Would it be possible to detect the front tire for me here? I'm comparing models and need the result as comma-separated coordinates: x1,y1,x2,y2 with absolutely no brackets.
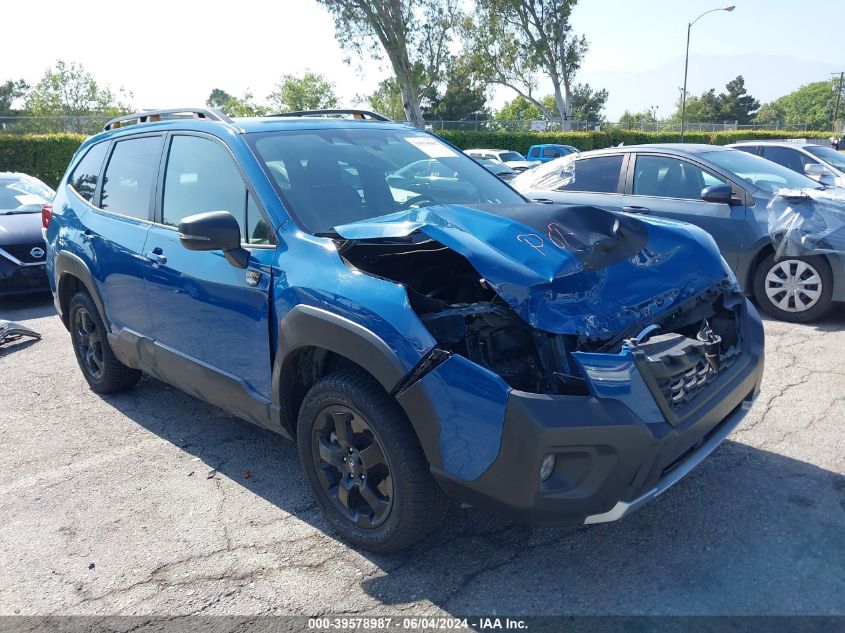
68,291,141,393
752,253,834,323
297,368,447,552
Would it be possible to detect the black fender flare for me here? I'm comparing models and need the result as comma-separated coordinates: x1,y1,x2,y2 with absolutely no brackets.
271,304,444,466
53,250,108,329
272,304,408,397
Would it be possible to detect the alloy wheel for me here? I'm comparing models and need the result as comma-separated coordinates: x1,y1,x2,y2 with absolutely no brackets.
764,259,823,313
311,405,393,528
74,307,104,380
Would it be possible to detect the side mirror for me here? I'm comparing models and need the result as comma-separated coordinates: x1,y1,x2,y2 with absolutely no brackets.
701,184,734,204
803,163,825,178
178,210,249,269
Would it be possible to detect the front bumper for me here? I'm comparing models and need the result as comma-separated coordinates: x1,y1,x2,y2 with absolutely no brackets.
416,300,765,526
0,258,49,296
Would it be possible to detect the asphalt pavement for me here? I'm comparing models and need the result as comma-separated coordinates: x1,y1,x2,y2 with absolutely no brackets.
0,293,843,616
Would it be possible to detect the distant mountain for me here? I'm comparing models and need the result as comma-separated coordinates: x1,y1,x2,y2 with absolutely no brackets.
577,53,840,121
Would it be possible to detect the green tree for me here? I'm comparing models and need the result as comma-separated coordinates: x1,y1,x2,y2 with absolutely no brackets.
267,72,339,113
717,75,760,124
0,79,29,115
24,60,130,132
619,109,656,128
496,95,551,120
673,75,760,123
754,80,845,130
206,88,267,116
317,0,462,127
364,78,406,120
465,0,587,122
570,83,608,121
425,65,488,120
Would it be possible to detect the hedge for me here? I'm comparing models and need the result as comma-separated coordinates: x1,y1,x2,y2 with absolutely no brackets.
0,134,87,188
437,128,833,156
0,128,834,189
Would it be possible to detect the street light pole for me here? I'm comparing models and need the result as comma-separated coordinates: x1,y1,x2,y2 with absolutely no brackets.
680,5,735,142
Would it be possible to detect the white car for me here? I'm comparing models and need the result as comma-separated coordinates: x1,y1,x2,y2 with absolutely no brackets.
464,148,537,173
728,141,845,188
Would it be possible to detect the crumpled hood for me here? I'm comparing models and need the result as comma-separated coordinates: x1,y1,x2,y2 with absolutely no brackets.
335,203,727,337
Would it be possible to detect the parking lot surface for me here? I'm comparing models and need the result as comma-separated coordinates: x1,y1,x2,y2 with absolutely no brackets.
1,294,843,616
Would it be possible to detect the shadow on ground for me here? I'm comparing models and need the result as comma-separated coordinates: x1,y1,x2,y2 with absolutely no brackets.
97,374,845,615
5,292,845,614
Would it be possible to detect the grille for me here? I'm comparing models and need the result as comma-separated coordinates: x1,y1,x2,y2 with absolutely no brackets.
1,243,46,264
655,347,740,412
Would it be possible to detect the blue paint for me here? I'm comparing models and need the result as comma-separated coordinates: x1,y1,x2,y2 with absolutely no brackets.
413,354,511,481
572,350,664,424
336,204,728,338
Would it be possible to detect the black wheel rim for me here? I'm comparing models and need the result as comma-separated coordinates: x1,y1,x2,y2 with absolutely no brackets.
74,307,104,380
311,405,393,529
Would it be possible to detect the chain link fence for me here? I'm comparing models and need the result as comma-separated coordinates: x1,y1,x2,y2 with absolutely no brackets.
0,114,817,135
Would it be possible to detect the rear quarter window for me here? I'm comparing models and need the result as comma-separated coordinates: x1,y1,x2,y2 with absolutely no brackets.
69,142,109,202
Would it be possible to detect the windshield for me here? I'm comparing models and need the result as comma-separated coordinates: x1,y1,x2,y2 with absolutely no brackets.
804,145,845,171
701,148,820,194
248,128,524,233
0,177,54,213
497,151,525,162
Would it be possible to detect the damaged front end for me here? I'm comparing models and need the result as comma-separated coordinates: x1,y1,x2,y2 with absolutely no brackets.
334,203,763,516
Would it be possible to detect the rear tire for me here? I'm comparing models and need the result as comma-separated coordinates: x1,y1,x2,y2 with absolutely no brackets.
297,368,448,552
68,291,141,393
752,253,834,323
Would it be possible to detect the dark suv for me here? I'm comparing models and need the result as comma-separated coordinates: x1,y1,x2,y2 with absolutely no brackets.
46,108,764,552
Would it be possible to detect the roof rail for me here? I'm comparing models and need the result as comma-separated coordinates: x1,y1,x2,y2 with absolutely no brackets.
103,108,234,131
269,109,391,122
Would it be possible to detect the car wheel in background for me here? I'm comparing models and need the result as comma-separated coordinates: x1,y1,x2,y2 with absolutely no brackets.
297,368,448,552
752,253,833,323
68,291,141,393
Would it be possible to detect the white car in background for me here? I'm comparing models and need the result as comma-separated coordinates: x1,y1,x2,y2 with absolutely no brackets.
464,148,537,173
729,141,845,188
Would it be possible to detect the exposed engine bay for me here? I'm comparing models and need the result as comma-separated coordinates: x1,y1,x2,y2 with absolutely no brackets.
339,234,744,399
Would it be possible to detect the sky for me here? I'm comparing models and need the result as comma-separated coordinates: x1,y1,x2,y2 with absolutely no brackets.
2,0,842,120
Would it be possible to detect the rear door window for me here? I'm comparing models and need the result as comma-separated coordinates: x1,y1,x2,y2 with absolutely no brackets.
100,136,163,220
542,147,562,159
556,155,624,193
69,142,109,202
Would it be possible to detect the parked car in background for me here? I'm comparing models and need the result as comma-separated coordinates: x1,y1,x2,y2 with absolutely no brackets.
728,141,845,188
45,108,762,552
527,144,579,163
475,158,517,181
513,144,845,322
464,149,536,173
0,172,54,296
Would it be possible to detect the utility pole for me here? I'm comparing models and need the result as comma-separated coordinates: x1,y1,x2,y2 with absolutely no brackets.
832,72,844,139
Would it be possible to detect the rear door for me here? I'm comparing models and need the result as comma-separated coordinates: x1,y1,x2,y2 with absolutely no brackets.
622,153,749,268
77,134,163,336
143,132,276,403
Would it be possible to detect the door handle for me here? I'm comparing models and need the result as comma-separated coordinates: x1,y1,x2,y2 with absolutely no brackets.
145,247,167,266
622,206,651,214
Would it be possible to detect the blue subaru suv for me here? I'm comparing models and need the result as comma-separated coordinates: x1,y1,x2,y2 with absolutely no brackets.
45,108,764,552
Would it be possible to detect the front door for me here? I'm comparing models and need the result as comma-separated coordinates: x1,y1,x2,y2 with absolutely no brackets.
143,133,276,413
